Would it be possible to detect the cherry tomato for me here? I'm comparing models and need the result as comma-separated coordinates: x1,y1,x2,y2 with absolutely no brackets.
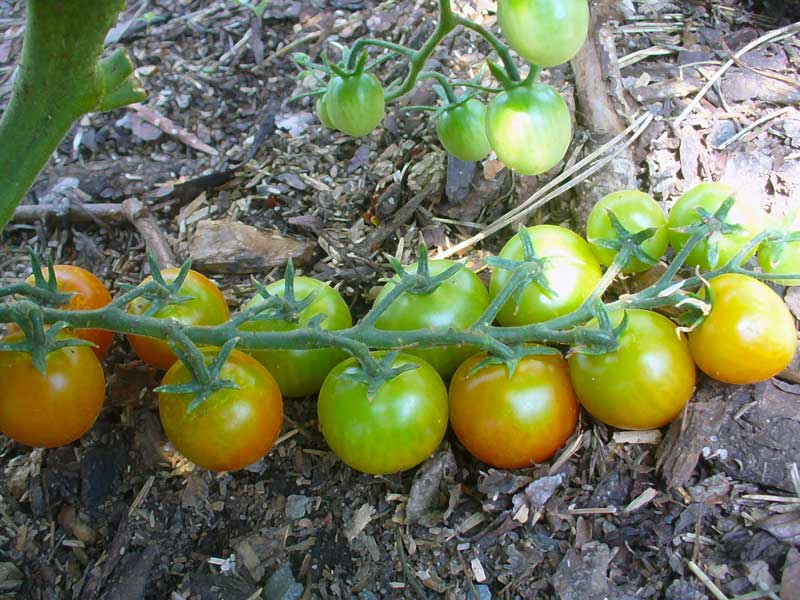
325,72,385,137
489,225,602,326
667,182,764,270
568,309,696,430
498,0,590,68
449,351,578,468
586,190,669,274
0,332,105,447
316,93,336,129
127,269,230,371
373,260,489,379
240,276,352,398
9,265,114,359
485,82,572,176
436,99,492,162
688,274,797,384
159,348,283,472
758,237,800,286
317,353,448,474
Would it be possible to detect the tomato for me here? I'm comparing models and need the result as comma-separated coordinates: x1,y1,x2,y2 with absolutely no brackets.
485,82,572,175
159,348,283,472
373,260,489,378
9,265,114,359
489,225,602,326
325,72,385,137
568,310,696,430
127,269,230,371
758,237,800,286
317,353,448,474
436,99,492,162
688,274,797,384
240,276,352,397
449,351,578,468
316,93,336,129
667,182,764,270
0,332,105,447
498,0,589,68
586,190,669,274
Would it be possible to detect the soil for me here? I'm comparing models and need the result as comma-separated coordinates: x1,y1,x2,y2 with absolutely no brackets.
1,0,800,598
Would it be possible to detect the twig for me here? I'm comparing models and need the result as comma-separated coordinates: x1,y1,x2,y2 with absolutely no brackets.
720,37,800,90
12,197,177,269
712,106,793,150
674,21,800,127
687,559,729,600
128,103,219,156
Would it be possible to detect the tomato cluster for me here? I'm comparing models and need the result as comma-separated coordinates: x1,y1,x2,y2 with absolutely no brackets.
312,0,591,176
1,182,798,476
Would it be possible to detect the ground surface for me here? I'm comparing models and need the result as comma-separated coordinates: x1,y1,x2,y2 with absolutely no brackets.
1,0,800,598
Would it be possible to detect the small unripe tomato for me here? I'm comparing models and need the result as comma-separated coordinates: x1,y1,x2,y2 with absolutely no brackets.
436,99,492,162
325,72,385,137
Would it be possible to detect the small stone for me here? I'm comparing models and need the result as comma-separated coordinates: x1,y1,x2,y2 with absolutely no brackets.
358,592,379,600
466,584,492,600
262,564,303,600
284,495,311,520
706,121,736,148
80,446,128,513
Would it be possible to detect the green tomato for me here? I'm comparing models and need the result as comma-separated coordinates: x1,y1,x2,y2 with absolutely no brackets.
489,225,602,326
240,276,352,398
485,82,572,176
316,93,336,129
586,190,669,273
568,310,696,430
318,353,449,475
498,0,590,68
436,99,492,162
373,259,489,379
758,238,800,286
325,72,385,137
667,182,764,270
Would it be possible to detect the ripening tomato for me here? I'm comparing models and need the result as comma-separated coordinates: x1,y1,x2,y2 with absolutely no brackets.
489,225,602,326
758,237,800,286
485,82,572,176
373,260,489,378
586,190,669,273
127,269,230,370
449,351,578,468
159,348,283,471
436,99,492,162
667,182,764,270
498,0,590,68
688,274,797,384
317,353,448,474
568,310,696,430
325,72,385,137
240,276,352,397
9,265,114,359
0,332,106,447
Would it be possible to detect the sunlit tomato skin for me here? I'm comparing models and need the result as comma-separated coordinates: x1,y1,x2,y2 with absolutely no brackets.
758,238,800,286
485,82,572,176
0,333,105,447
240,276,352,398
449,352,578,468
325,72,385,137
489,225,602,326
159,349,283,472
498,0,589,68
586,190,669,274
127,269,230,371
316,93,336,129
12,265,114,359
568,310,696,430
667,182,764,270
688,274,797,384
436,99,492,162
374,260,489,379
317,353,448,475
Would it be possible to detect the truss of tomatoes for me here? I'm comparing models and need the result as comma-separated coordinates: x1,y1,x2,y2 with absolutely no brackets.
0,183,798,476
